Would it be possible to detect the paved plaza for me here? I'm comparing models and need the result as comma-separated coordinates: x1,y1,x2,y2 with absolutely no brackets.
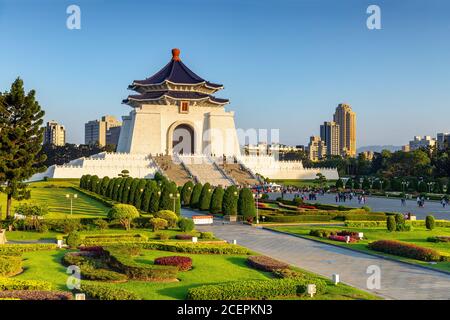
182,209,450,300
269,192,450,220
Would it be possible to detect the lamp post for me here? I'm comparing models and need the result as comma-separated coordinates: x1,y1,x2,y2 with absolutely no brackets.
169,193,180,212
65,194,78,215
401,181,409,194
253,193,262,224
427,182,435,193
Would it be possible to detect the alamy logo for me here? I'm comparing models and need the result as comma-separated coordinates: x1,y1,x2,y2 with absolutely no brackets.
66,5,81,30
366,265,381,290
366,5,381,30
66,265,81,290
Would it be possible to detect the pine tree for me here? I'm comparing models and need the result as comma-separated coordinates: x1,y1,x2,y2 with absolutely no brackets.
141,180,157,212
121,177,134,203
159,181,180,214
133,178,148,208
222,185,238,215
99,176,110,196
106,177,117,198
180,181,194,206
112,177,123,201
0,78,47,218
199,183,213,211
89,175,99,192
210,186,224,214
189,183,203,209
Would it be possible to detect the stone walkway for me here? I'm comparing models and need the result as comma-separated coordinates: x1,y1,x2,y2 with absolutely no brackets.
183,209,450,300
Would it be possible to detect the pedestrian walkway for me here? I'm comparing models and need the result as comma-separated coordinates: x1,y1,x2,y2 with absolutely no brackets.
182,209,450,300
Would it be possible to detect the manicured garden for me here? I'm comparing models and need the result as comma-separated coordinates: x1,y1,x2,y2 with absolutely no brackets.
269,224,450,272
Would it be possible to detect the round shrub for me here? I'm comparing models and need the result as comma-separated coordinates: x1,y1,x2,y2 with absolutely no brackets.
178,218,195,232
154,256,193,271
0,255,22,277
387,216,396,232
93,219,109,230
395,213,405,225
156,210,178,228
200,232,214,240
149,218,168,231
155,232,170,240
66,232,81,248
426,215,435,230
247,255,289,272
107,204,140,230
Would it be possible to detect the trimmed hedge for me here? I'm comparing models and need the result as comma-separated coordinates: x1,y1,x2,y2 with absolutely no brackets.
105,247,178,281
186,278,327,300
0,255,23,277
368,240,444,262
0,290,73,300
264,215,332,223
0,244,57,254
0,278,52,291
141,242,251,255
247,255,289,272
80,233,148,245
427,236,450,243
154,256,193,271
345,221,387,228
79,283,139,300
345,214,387,221
412,220,450,228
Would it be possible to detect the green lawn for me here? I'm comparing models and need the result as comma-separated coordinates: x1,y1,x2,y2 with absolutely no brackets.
14,249,379,300
269,225,450,272
0,179,110,219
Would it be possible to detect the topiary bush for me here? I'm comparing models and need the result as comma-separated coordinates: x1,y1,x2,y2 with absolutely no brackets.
178,217,195,232
154,256,193,271
209,186,224,214
79,283,139,300
107,204,140,230
387,216,396,232
200,232,214,240
238,188,256,219
66,232,81,248
199,183,213,211
155,210,178,228
426,215,435,230
181,181,194,207
149,218,168,231
0,290,73,300
189,183,203,209
93,219,109,230
222,185,238,216
0,255,22,277
247,256,289,272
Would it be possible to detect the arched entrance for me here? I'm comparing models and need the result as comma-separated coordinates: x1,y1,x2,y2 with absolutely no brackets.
171,123,195,154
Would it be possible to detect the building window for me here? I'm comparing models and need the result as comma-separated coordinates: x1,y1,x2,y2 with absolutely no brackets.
180,101,189,113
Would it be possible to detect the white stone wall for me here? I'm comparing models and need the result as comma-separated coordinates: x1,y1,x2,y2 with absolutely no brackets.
117,104,241,156
238,155,339,180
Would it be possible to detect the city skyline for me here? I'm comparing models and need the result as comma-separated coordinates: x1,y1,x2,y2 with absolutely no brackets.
1,0,450,146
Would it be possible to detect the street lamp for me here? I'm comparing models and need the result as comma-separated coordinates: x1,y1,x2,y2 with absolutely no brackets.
65,194,78,215
401,181,409,194
427,182,435,193
253,193,263,224
169,193,180,212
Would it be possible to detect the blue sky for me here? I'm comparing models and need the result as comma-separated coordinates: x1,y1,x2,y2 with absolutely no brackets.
0,0,449,147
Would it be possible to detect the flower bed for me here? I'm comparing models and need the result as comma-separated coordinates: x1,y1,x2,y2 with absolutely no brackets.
0,290,73,300
427,236,450,243
299,205,317,210
175,234,194,240
328,235,358,243
0,278,52,291
247,255,289,272
154,256,193,271
368,240,444,262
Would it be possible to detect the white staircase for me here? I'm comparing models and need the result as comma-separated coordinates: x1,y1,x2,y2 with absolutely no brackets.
176,154,234,187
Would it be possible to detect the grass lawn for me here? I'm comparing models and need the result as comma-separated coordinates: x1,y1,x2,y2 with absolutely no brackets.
14,248,379,300
0,179,110,219
269,225,450,272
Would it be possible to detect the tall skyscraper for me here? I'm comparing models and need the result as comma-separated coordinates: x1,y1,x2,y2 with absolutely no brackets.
43,121,66,146
307,136,327,161
85,115,122,147
320,121,340,156
333,103,356,157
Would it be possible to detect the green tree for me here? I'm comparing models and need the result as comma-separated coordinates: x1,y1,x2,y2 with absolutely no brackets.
362,177,371,190
189,183,203,209
118,169,130,178
0,78,47,218
128,178,140,204
199,183,213,211
159,181,180,215
178,217,195,232
335,178,344,189
141,180,157,212
155,210,178,228
387,216,396,232
107,204,139,230
99,176,110,196
180,181,194,206
112,177,123,201
148,185,161,213
210,186,224,214
238,188,256,218
106,177,116,198
425,215,435,230
89,175,99,192
121,177,133,203
345,178,353,189
149,217,168,232
222,185,238,215
133,179,148,209
314,173,327,189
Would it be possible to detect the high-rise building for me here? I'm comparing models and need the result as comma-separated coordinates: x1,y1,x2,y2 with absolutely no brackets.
320,121,340,156
333,103,356,157
43,121,66,146
307,136,327,161
437,133,450,150
409,136,436,151
85,115,122,147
